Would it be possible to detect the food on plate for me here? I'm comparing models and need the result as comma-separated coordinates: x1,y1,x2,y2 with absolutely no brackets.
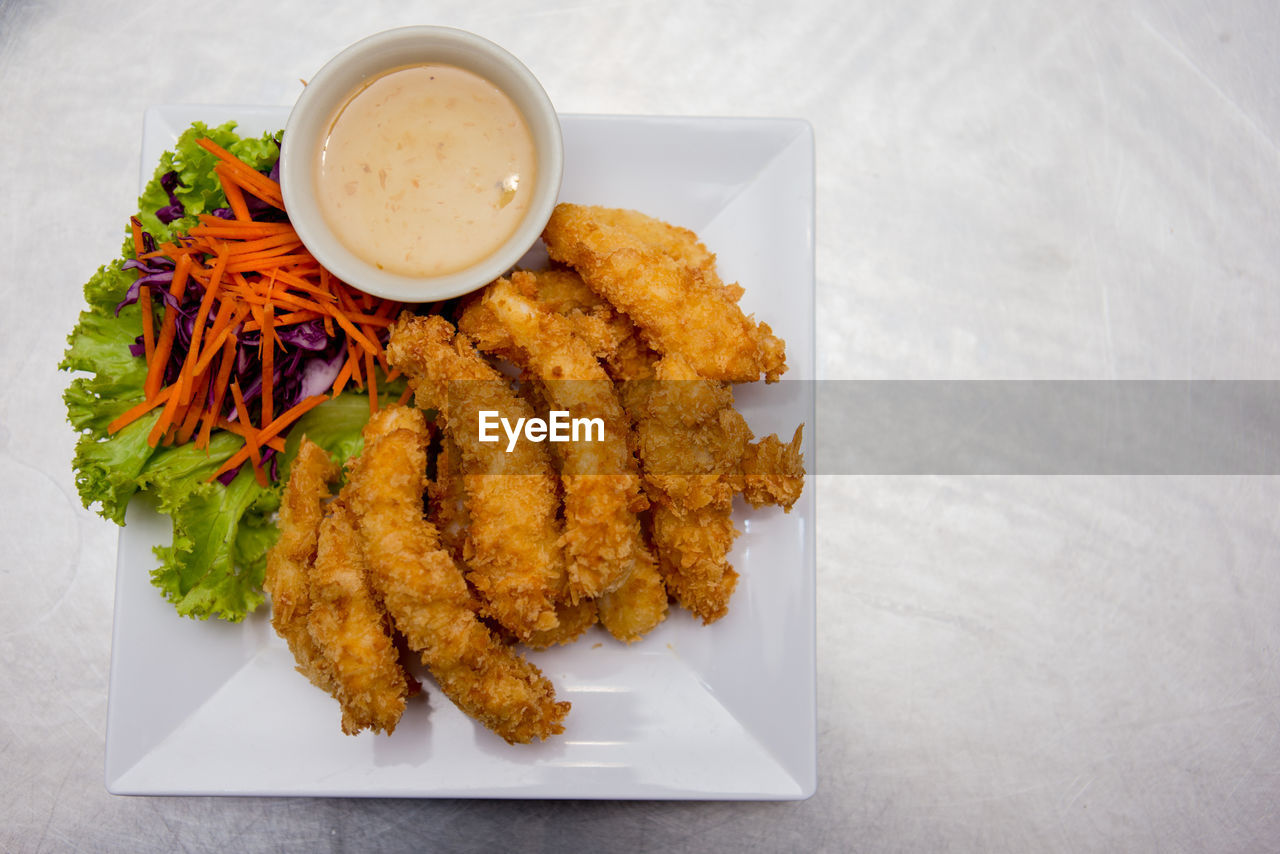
457,263,799,624
315,64,537,278
460,273,655,611
307,500,411,735
542,203,788,383
385,313,565,640
61,121,404,622
63,115,806,743
741,426,807,511
425,432,470,563
343,406,568,744
628,353,750,623
264,439,344,695
522,598,599,650
594,543,669,644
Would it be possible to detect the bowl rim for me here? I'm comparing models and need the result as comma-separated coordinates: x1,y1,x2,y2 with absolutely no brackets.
279,26,563,302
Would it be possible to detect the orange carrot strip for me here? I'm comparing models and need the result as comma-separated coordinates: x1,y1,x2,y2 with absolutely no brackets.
214,418,286,451
194,138,285,209
242,286,324,315
347,339,365,389
178,248,229,405
229,380,262,470
396,384,414,406
144,253,193,401
193,303,251,376
221,231,303,257
268,268,339,302
214,164,253,222
207,394,328,483
190,220,295,238
148,384,185,447
225,253,316,274
198,336,239,449
130,217,146,256
107,385,174,434
242,309,322,331
190,297,236,371
261,301,275,426
175,369,213,445
327,305,379,355
330,352,356,397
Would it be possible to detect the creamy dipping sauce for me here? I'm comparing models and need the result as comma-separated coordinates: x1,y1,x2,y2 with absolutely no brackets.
315,63,537,278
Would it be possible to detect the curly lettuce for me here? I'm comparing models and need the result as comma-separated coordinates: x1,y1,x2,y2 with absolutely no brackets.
60,121,378,622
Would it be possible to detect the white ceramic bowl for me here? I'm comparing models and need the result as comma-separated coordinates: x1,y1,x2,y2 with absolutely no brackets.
279,26,563,302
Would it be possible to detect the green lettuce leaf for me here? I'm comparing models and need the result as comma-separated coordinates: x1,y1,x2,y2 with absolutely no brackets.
61,120,375,622
151,465,280,621
136,121,280,244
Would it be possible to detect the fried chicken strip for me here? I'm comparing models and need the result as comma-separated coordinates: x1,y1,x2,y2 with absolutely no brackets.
542,204,787,383
460,273,653,609
386,313,564,640
741,425,807,511
307,499,409,735
264,439,342,695
427,432,469,564
343,405,568,743
595,542,668,643
629,354,750,623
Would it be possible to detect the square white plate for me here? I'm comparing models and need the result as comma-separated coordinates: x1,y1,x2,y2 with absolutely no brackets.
104,105,816,799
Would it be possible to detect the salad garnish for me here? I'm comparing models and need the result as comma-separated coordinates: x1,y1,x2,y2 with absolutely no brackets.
62,121,406,621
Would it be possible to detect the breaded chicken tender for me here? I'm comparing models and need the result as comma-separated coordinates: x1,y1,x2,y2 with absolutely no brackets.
462,273,654,611
265,440,342,695
307,499,409,735
386,313,564,640
523,598,599,650
629,354,750,623
596,543,668,643
427,432,469,564
542,204,787,383
343,406,568,744
741,425,807,511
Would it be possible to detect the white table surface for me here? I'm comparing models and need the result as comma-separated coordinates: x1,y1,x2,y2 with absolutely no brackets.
3,1,1278,851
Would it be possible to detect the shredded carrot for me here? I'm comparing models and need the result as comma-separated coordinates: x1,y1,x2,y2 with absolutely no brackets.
113,138,404,485
177,248,229,406
261,301,275,426
228,380,268,487
214,165,253,222
108,385,174,434
194,138,285,210
144,253,193,400
207,394,329,483
197,335,239,450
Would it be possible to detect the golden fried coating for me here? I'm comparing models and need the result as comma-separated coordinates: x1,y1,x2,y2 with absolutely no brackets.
649,503,739,624
596,543,668,643
307,499,409,735
542,204,787,383
264,439,342,695
740,425,806,511
626,355,751,623
427,432,469,564
523,599,599,651
343,405,568,744
386,313,564,639
465,273,651,604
